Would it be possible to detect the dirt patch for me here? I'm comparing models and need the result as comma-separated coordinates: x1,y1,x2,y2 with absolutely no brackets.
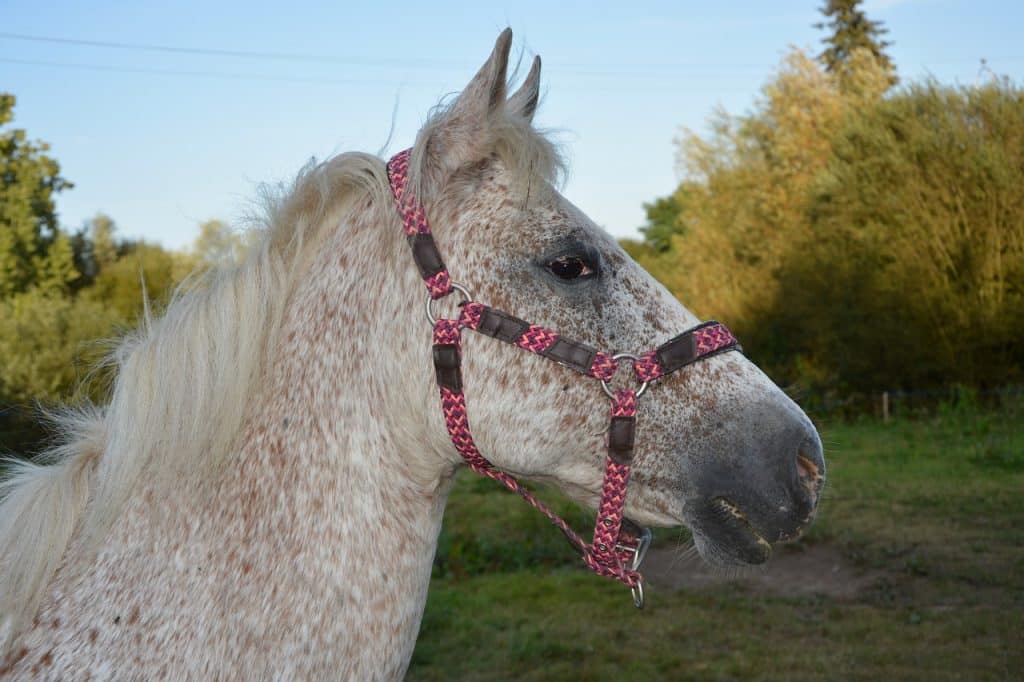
643,542,887,600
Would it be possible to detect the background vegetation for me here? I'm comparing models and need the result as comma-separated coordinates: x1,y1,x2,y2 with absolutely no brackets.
624,0,1023,407
0,1,1021,679
0,88,248,451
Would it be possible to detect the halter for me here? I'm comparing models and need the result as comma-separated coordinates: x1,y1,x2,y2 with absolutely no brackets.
386,149,740,608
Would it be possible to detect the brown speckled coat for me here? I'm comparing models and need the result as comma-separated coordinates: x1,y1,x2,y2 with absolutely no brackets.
1,29,823,680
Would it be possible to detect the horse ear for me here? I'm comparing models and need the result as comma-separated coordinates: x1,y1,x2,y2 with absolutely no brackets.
460,28,514,121
507,56,541,123
417,29,513,179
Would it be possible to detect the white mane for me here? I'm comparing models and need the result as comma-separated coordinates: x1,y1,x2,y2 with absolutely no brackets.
0,151,389,655
0,84,565,657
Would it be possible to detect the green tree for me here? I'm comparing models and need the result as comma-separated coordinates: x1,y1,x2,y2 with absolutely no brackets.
781,79,1024,390
68,213,119,289
638,194,684,253
637,49,887,326
84,241,190,322
0,97,206,452
89,212,118,270
0,94,76,298
0,290,120,405
815,0,897,89
635,40,1023,398
193,219,250,268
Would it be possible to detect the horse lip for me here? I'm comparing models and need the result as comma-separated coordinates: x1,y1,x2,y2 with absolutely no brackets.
694,496,773,565
713,497,765,540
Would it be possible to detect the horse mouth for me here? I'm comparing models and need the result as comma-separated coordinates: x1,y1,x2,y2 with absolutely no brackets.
691,497,773,567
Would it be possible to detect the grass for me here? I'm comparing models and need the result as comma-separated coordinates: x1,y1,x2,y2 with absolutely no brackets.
408,401,1024,680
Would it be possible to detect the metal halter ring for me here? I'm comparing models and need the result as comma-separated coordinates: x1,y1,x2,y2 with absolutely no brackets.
600,352,650,400
425,282,474,326
631,580,645,609
618,528,652,609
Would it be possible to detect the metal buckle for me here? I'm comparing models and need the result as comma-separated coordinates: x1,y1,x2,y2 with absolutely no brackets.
600,352,650,400
616,527,652,608
425,282,474,325
631,580,645,609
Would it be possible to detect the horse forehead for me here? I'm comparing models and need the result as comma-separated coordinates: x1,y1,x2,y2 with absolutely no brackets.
455,166,579,226
473,198,602,256
530,191,612,249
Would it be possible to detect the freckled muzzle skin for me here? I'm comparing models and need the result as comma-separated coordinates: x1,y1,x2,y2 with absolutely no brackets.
623,349,825,567
680,376,826,566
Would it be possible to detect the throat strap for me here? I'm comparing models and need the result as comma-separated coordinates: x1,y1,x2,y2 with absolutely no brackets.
432,318,644,591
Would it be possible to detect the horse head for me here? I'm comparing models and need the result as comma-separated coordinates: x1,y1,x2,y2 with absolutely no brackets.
400,29,825,568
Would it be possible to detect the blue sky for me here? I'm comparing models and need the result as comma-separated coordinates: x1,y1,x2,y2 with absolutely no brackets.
3,0,1022,249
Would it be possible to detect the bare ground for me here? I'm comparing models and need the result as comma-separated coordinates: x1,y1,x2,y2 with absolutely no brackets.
642,542,887,600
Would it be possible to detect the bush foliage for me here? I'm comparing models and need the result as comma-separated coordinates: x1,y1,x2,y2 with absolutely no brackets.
628,49,1024,399
0,96,252,451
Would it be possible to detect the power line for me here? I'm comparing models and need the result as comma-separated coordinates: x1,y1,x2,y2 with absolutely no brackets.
3,31,1023,74
0,31,463,69
0,31,769,76
0,31,769,72
3,31,1019,93
0,57,445,88
0,57,757,93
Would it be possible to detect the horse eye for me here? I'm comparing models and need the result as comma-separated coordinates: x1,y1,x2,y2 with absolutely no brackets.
548,255,593,281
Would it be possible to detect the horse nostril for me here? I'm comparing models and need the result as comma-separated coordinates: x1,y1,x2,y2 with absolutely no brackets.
796,449,824,500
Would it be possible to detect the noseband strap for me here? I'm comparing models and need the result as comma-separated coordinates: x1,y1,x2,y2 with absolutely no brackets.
387,148,740,608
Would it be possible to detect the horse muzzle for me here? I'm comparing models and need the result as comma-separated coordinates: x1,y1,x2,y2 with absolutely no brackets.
685,419,825,566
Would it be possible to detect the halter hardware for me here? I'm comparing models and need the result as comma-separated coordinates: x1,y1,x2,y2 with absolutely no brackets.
601,353,650,400
619,527,652,608
387,148,741,608
425,282,474,326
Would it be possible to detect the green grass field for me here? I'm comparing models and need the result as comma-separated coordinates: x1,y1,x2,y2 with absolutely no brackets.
409,402,1024,681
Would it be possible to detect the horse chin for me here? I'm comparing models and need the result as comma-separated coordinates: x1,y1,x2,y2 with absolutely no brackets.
691,523,773,568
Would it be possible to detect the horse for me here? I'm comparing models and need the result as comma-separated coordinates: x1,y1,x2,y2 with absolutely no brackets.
0,29,825,679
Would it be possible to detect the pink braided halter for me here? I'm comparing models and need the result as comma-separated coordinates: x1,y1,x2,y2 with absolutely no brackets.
386,148,740,608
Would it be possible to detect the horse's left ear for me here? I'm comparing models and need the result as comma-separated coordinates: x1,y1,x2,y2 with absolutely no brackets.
415,29,513,183
507,55,541,123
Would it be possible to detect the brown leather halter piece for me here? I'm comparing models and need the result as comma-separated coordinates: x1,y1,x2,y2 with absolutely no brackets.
386,149,741,608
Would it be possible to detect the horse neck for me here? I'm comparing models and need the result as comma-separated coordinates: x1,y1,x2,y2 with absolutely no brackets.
209,201,457,675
